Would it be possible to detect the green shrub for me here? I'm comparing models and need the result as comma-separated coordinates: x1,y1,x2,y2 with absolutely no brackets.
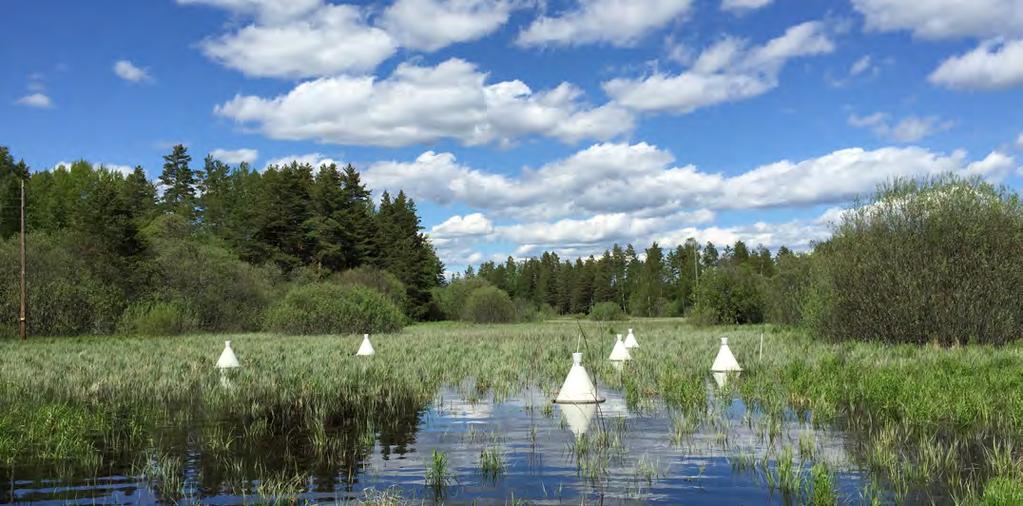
809,176,1023,345
264,283,406,335
764,251,813,325
146,233,274,332
431,277,493,321
589,301,626,321
0,232,125,337
691,264,765,325
337,266,408,312
512,297,542,322
119,299,198,336
461,286,516,324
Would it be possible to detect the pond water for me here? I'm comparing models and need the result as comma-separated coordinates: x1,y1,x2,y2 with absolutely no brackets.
2,380,888,505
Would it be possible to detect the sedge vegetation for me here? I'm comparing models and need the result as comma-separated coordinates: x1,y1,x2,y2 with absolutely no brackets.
1,321,1022,502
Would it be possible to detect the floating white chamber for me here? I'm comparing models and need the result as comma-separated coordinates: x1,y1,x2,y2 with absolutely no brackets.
624,328,639,349
711,337,741,373
555,352,605,404
356,334,375,356
217,341,240,369
608,334,631,361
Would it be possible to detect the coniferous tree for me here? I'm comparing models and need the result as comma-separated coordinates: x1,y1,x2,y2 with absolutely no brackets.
571,257,595,313
623,244,641,312
122,166,157,224
376,191,443,319
338,164,377,267
592,251,615,304
305,163,347,273
631,242,667,316
253,162,314,271
159,144,198,221
702,242,719,268
199,155,231,235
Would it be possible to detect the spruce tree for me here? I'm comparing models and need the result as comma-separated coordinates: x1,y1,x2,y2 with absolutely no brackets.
121,166,157,224
338,164,377,267
200,155,231,235
159,144,198,222
306,163,347,273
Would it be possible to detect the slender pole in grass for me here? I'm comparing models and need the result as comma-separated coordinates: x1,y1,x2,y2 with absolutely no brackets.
19,177,27,341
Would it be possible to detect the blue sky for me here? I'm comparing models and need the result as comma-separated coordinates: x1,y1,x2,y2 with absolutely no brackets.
3,0,1023,272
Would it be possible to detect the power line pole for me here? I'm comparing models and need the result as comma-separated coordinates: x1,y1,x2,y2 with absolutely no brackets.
19,177,26,341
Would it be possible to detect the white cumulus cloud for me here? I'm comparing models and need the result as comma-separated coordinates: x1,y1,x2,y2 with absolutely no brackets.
113,60,152,83
380,0,518,51
604,21,834,114
852,0,1023,40
215,58,632,147
198,3,396,79
182,0,520,78
848,112,953,142
210,148,259,165
517,0,693,47
929,39,1023,90
431,213,495,239
364,141,1013,225
15,93,53,108
721,0,772,12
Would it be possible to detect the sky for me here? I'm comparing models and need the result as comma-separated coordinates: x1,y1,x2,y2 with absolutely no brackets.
3,0,1023,273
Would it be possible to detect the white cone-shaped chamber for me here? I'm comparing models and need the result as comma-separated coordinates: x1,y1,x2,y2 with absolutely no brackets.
624,328,639,349
356,334,375,356
560,403,596,438
217,341,240,369
711,337,741,372
555,352,605,404
608,334,631,361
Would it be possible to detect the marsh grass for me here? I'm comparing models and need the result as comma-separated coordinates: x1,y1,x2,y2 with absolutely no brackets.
424,449,454,498
1,319,1022,503
478,444,506,483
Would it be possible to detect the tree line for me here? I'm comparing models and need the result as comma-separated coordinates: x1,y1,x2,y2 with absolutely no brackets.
0,144,443,336
458,175,1023,345
458,239,797,324
4,140,1022,345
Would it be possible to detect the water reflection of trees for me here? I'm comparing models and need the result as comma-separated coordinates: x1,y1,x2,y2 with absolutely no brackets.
3,394,430,503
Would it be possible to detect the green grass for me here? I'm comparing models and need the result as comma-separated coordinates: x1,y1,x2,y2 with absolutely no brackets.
2,319,1023,503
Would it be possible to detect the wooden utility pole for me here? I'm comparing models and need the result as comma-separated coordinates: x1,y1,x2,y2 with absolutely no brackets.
19,177,26,341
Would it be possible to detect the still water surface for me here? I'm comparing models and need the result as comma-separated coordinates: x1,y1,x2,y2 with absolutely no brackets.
3,381,884,504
